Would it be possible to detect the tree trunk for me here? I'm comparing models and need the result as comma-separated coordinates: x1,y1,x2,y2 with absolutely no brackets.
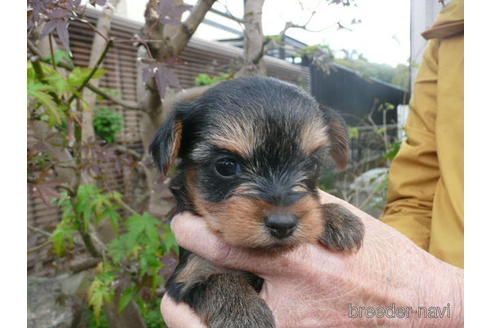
80,0,120,185
236,0,266,77
137,0,218,218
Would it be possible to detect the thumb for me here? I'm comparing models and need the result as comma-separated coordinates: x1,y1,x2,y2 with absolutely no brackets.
170,212,299,276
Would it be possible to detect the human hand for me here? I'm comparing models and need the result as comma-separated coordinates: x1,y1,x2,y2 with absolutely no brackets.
161,191,463,327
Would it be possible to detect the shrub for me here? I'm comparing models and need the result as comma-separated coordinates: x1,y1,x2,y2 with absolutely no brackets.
93,107,124,143
194,73,231,86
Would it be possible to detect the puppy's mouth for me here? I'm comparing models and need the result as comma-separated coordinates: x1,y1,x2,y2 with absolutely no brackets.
250,227,302,252
247,237,300,253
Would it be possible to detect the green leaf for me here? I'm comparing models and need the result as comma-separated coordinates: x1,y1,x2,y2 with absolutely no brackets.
375,127,386,135
106,207,121,232
45,72,71,96
126,213,160,242
82,204,92,232
382,102,396,111
68,67,107,87
142,213,160,242
194,73,231,86
88,282,105,323
162,225,178,254
348,127,359,139
28,81,64,127
97,87,121,98
27,62,36,81
91,68,107,80
385,142,401,161
27,80,54,94
51,222,76,256
108,236,128,264
51,50,73,66
118,286,137,313
68,67,87,85
88,273,115,324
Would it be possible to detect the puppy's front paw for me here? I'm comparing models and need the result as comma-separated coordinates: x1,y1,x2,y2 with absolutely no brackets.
198,273,275,328
208,300,275,328
319,203,364,252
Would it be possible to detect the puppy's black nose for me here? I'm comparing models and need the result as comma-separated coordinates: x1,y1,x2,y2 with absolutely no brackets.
265,214,297,239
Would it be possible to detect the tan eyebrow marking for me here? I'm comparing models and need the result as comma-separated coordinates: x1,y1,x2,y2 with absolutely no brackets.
206,117,257,158
300,121,329,154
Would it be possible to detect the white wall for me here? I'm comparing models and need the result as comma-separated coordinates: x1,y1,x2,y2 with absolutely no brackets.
410,0,443,92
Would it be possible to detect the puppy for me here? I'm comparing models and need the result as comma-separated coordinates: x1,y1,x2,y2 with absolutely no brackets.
150,77,364,327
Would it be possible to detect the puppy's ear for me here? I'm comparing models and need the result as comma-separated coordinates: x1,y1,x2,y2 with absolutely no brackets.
149,106,186,174
321,106,350,170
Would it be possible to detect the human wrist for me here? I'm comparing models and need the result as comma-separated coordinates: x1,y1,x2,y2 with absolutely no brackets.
319,197,463,327
370,237,464,327
411,255,464,327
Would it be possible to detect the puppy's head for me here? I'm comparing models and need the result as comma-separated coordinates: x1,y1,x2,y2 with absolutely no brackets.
151,77,349,250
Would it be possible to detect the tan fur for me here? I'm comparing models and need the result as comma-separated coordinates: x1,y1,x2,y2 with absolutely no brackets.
327,117,349,169
202,197,274,248
291,185,308,193
300,121,329,154
207,118,257,158
287,196,324,245
166,120,183,172
187,168,324,249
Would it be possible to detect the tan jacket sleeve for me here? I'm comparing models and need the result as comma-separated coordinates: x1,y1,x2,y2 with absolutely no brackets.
381,40,441,250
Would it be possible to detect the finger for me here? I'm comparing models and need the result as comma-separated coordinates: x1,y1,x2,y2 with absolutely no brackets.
170,212,303,276
161,293,206,328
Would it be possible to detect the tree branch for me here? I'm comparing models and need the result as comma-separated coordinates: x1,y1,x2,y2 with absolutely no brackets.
115,145,142,159
86,83,141,110
30,120,78,188
69,258,100,273
68,39,113,106
79,229,101,259
27,241,52,254
28,225,52,237
210,6,244,24
261,0,322,57
170,0,217,56
117,199,140,216
48,34,57,70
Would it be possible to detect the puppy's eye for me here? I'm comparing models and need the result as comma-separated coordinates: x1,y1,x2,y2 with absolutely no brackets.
215,158,241,177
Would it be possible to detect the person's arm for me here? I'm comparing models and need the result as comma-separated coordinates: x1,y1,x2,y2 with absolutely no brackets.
161,191,463,328
381,39,441,250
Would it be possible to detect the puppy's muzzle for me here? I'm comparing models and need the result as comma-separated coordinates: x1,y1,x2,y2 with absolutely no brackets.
264,213,298,239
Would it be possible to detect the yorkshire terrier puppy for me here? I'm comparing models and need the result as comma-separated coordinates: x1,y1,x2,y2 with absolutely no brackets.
150,77,364,327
